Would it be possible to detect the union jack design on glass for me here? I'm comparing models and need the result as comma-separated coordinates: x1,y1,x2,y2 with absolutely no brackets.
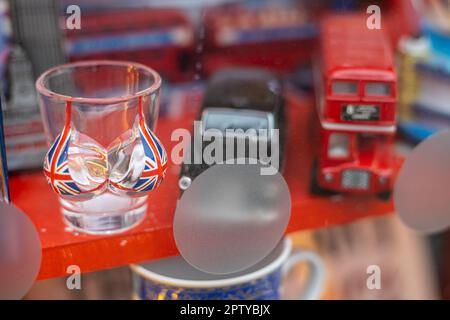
110,96,168,193
43,101,82,197
44,97,167,198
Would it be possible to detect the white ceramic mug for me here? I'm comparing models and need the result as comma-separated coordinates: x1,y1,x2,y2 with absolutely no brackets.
130,238,325,300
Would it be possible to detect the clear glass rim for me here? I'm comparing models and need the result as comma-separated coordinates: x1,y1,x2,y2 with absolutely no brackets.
35,60,162,105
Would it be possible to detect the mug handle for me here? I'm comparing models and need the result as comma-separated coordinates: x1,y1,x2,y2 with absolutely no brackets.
281,250,326,300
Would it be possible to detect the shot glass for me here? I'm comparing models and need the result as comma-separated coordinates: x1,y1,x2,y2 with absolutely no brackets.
36,60,164,234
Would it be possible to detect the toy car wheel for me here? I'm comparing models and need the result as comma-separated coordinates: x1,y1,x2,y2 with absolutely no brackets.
178,176,192,191
377,191,391,201
310,159,327,195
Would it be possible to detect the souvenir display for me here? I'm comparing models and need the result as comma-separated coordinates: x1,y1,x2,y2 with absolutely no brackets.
0,0,447,305
131,238,324,300
310,14,397,200
36,60,167,234
2,46,47,170
64,8,196,82
178,67,286,192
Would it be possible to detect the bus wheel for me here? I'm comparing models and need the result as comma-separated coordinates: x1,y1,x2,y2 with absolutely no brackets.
310,159,327,195
377,191,391,201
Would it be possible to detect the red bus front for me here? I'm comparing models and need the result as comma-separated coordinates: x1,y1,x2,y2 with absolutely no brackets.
317,129,396,196
315,74,397,196
313,14,398,198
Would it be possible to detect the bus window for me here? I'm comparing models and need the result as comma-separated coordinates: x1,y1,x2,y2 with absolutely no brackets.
365,83,391,96
332,81,358,95
328,133,350,158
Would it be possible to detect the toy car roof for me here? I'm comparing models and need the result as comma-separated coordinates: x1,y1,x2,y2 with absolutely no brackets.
202,68,283,113
320,14,396,81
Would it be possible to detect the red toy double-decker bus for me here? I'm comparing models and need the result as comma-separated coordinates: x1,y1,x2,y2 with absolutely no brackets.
64,8,195,82
203,5,316,75
311,14,397,200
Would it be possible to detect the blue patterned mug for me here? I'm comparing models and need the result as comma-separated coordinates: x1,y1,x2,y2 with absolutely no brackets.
130,238,325,300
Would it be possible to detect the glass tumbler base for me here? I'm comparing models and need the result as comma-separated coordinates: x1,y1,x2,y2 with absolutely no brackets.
60,194,148,235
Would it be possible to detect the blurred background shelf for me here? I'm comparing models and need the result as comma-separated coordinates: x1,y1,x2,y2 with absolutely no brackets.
9,90,397,280
0,0,446,300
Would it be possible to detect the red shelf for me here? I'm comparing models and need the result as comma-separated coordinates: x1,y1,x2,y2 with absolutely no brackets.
9,90,397,280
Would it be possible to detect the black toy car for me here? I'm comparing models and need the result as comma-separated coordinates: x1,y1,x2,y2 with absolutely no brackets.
178,68,286,192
